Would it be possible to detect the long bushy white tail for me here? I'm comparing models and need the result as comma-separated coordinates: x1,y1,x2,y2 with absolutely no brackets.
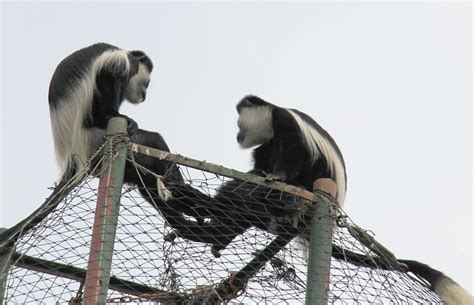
50,49,130,180
400,260,473,305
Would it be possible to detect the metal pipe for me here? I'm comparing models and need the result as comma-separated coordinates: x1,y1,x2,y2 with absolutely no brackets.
10,252,164,297
305,178,337,305
83,117,128,304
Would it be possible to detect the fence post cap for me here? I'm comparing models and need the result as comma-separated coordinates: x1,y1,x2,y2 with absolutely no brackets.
312,178,337,198
106,117,128,134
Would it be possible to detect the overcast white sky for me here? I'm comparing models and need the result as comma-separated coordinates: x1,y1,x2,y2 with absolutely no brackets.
1,1,472,295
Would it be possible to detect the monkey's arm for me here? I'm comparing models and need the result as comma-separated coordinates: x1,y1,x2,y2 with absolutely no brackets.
265,138,305,182
92,72,138,134
266,108,306,182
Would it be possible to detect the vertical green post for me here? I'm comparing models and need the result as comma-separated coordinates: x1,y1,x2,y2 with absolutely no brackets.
305,178,337,305
0,228,11,304
83,117,128,305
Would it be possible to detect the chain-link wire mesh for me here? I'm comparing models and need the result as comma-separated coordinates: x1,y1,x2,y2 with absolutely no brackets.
0,142,442,304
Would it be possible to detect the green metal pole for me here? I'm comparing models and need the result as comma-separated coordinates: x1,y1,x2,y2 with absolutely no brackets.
83,117,128,305
0,228,11,304
305,178,337,305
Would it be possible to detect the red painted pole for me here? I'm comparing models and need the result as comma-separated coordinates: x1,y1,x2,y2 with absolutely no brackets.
83,117,128,304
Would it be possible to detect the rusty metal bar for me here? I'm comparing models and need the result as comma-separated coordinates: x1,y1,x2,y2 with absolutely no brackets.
83,117,128,304
131,143,317,203
10,252,164,297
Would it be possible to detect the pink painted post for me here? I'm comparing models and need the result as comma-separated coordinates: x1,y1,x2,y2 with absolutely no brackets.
83,117,128,304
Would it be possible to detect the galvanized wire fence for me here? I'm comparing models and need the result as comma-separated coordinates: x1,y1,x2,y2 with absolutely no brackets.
0,137,442,304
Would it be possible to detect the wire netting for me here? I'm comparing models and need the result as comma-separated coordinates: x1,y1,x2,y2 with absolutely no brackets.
0,143,442,304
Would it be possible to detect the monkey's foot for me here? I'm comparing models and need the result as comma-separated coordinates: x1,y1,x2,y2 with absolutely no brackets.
164,232,177,242
211,245,222,258
264,173,286,182
156,177,173,201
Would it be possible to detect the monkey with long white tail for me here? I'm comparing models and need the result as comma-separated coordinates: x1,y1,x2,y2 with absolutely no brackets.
160,95,472,303
48,42,208,229
232,96,472,303
49,42,154,181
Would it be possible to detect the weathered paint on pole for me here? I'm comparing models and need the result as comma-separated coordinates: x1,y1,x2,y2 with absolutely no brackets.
83,117,128,305
305,178,337,305
131,143,317,202
0,228,11,304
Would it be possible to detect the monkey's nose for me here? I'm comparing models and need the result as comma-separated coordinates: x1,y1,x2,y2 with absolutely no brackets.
236,133,243,143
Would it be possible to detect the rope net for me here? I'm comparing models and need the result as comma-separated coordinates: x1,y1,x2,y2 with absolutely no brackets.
1,141,442,304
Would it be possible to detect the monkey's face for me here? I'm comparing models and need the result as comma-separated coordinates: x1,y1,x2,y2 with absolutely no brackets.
124,63,151,104
237,105,274,148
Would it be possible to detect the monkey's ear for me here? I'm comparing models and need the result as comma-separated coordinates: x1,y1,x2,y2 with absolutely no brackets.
130,50,147,58
236,96,254,113
245,95,267,105
127,56,140,76
130,50,153,72
241,94,255,102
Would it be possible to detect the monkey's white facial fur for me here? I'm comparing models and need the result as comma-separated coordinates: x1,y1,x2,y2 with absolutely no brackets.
124,63,151,104
237,106,274,148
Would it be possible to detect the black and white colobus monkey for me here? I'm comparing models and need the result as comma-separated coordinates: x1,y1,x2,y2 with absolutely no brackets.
48,43,208,229
236,95,347,203
49,42,153,181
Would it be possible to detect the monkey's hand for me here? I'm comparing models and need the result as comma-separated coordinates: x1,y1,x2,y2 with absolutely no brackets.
265,173,287,182
117,114,139,135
